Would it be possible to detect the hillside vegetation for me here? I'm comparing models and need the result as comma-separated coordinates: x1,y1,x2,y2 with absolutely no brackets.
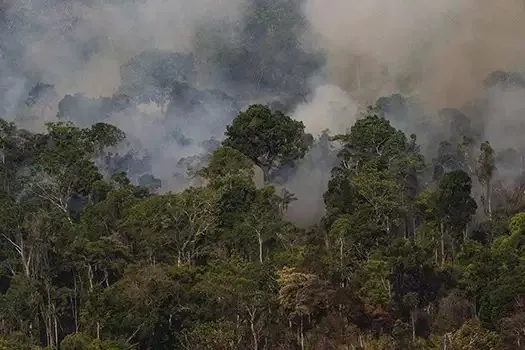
1,90,525,349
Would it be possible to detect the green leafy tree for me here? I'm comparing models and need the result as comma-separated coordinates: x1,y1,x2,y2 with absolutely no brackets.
30,122,125,219
223,104,309,182
4,80,525,350
197,259,276,350
198,146,255,191
122,187,219,265
277,267,332,350
450,319,499,350
90,264,194,349
325,109,424,257
435,170,477,265
181,321,243,350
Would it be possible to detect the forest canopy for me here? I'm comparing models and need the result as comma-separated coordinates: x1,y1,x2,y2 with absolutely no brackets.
2,0,525,349
2,84,525,349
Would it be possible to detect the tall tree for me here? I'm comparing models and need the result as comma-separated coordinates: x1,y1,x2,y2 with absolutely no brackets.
223,104,309,182
122,187,219,266
477,141,496,220
435,170,477,265
277,267,332,350
325,108,424,243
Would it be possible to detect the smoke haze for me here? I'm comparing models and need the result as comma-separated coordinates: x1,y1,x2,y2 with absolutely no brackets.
2,0,525,224
302,0,525,108
4,0,246,96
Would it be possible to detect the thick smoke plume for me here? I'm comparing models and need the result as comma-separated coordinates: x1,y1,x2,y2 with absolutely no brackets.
285,0,525,223
2,0,525,225
2,0,246,96
302,0,525,109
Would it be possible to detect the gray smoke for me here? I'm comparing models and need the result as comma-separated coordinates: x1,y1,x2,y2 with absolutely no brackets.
3,0,525,224
0,0,320,192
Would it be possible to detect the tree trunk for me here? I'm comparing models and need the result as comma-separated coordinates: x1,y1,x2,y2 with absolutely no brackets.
413,216,417,243
401,216,408,240
339,236,344,271
53,313,58,349
411,309,416,343
261,165,270,185
72,272,78,332
2,234,32,278
103,267,110,288
44,283,56,349
440,222,445,268
300,316,305,350
87,264,101,340
249,309,259,350
21,243,31,278
87,264,94,291
257,230,263,264
487,182,492,220
44,310,51,348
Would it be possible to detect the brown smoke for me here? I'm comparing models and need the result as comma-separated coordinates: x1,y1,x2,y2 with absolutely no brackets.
303,0,525,109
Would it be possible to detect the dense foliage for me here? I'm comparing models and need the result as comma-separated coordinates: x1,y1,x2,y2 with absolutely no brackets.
1,97,525,350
